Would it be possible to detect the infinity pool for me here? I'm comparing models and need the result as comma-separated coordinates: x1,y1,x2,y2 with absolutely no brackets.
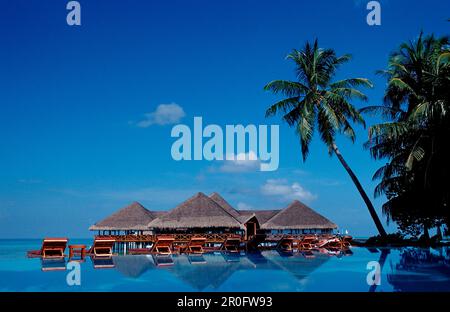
1,239,449,291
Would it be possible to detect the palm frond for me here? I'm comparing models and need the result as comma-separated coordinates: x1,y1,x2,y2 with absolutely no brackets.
263,80,308,97
330,78,373,89
265,96,301,118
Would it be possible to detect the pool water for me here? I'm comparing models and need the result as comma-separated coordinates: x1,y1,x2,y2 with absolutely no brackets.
1,239,450,292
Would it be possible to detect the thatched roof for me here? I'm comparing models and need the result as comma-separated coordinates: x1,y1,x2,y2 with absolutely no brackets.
209,193,285,225
148,192,243,229
89,201,161,231
261,200,337,230
90,193,338,232
152,211,167,219
209,192,241,219
239,210,280,224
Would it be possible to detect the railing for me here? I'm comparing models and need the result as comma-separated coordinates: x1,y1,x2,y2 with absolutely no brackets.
264,234,337,241
95,235,156,242
95,233,242,244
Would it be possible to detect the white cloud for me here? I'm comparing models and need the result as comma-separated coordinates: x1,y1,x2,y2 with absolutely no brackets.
215,151,260,173
260,179,317,202
237,202,254,210
136,103,185,127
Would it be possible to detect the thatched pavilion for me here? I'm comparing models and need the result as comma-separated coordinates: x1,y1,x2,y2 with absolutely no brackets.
207,193,337,236
147,192,244,234
260,200,337,235
89,201,165,235
90,192,338,239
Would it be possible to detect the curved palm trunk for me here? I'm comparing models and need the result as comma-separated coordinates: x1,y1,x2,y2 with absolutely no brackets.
332,142,387,237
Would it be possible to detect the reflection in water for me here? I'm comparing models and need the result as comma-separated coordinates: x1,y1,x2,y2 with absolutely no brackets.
187,254,206,265
91,257,115,269
41,258,66,272
34,247,450,291
107,250,331,291
387,247,450,292
112,255,153,277
221,251,242,263
369,248,390,292
152,254,174,267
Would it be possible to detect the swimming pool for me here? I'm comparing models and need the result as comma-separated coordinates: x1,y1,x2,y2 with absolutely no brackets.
1,239,449,292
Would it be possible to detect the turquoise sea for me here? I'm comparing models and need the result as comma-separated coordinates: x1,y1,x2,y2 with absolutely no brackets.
1,239,449,292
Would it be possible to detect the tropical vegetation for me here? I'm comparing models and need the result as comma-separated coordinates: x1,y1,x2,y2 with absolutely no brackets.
363,32,450,240
264,39,387,237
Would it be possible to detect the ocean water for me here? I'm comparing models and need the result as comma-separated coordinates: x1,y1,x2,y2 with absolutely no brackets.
1,239,450,292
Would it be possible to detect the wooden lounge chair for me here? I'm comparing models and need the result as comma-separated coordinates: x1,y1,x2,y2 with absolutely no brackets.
316,235,340,248
220,237,241,252
151,235,175,255
325,235,352,250
27,238,68,259
186,237,207,254
341,235,353,248
88,237,115,257
297,235,316,250
277,236,294,252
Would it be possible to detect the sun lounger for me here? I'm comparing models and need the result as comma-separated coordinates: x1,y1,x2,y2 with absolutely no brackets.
276,236,294,252
341,235,353,248
151,235,175,255
221,237,241,252
88,237,115,257
298,235,316,250
316,236,340,248
27,238,68,259
187,237,207,254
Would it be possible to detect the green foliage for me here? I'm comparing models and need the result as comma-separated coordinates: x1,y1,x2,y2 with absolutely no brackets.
364,32,450,236
264,40,387,236
264,39,371,160
365,233,405,246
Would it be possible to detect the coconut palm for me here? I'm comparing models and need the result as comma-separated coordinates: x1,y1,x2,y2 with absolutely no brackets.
264,39,387,237
363,33,450,235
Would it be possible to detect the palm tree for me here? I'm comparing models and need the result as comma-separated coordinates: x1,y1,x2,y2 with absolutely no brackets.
264,39,387,237
362,33,450,235
365,33,449,171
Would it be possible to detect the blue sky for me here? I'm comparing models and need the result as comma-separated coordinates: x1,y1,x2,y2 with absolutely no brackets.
0,0,448,238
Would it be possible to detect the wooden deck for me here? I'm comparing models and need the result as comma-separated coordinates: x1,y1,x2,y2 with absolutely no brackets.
93,233,351,255
96,233,242,244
